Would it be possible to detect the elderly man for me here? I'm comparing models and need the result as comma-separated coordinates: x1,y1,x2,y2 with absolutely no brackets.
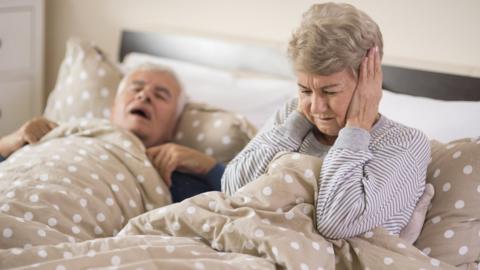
0,63,224,203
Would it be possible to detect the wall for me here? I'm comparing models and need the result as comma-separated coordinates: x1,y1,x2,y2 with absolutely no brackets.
45,0,480,99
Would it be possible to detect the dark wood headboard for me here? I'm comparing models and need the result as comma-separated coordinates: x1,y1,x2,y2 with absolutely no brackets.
119,30,480,101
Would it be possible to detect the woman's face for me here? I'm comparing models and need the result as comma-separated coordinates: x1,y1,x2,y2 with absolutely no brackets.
297,70,357,138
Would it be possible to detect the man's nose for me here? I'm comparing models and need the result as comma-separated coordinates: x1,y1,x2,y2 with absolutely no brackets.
135,89,152,103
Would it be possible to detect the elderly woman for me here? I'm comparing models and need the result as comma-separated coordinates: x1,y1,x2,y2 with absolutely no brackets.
221,3,432,240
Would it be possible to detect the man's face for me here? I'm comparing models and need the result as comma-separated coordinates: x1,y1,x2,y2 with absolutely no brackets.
111,70,181,148
297,69,357,139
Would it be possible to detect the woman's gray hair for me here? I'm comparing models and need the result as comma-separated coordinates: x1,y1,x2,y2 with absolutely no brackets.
117,62,189,119
288,2,383,77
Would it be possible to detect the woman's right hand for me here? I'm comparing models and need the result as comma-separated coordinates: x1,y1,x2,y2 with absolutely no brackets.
0,117,58,158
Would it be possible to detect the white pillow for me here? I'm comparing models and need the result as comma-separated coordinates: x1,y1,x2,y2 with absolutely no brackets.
380,90,480,142
121,53,296,128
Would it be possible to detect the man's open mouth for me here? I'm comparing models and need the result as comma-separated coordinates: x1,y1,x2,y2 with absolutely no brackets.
129,108,151,120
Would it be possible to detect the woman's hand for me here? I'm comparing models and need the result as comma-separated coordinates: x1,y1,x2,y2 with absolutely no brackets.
345,46,383,130
146,143,216,187
0,117,58,158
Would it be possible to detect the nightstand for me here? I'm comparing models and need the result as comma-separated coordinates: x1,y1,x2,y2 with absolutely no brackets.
0,0,44,136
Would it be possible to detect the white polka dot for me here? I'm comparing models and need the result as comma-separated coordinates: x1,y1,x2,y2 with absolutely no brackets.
272,246,279,257
48,218,58,227
196,133,205,141
111,184,120,192
192,120,200,127
11,248,23,255
208,201,217,211
100,88,109,97
291,153,301,160
397,243,407,249
455,200,465,209
244,240,254,249
431,258,440,266
364,231,374,238
446,144,456,149
284,174,294,183
73,214,82,223
137,175,145,182
205,148,214,156
56,265,66,270
432,216,442,224
3,227,13,238
301,264,310,270
444,229,455,238
6,191,15,198
459,246,468,255
452,151,462,159
96,213,106,222
213,119,223,128
97,68,106,77
87,250,96,257
172,222,181,231
36,229,46,237
38,249,48,258
24,212,34,221
384,257,394,265
63,251,73,259
222,136,231,145
433,169,440,178
442,182,451,192
312,242,320,250
290,242,300,250
463,165,473,175
111,255,121,266
0,203,10,212
106,198,114,206
422,247,431,255
123,140,132,148
285,212,295,220
79,70,88,80
165,245,175,253
187,206,196,214
156,186,164,194
116,173,125,181
68,166,77,172
254,229,264,238
326,246,334,254
29,194,39,203
129,199,137,208
81,90,91,100
194,262,205,270
304,169,314,178
39,173,49,181
175,132,184,140
94,226,103,235
72,226,80,234
202,223,211,232
262,186,272,196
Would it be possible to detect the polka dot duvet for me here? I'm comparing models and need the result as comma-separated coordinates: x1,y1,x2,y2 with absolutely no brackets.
1,148,457,269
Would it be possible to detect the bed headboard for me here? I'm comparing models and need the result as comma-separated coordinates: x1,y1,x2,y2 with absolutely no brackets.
119,30,480,101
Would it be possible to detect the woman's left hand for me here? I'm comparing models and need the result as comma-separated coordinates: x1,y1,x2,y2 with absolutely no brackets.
345,46,383,130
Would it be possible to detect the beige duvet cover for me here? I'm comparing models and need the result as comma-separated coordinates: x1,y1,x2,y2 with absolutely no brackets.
0,120,456,269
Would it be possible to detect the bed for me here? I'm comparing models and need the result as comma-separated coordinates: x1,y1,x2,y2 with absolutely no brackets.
1,30,479,269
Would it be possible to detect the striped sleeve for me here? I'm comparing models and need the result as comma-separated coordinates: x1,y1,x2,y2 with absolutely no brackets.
221,111,313,195
315,126,430,239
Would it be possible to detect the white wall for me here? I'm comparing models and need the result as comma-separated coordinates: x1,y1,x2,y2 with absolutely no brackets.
45,0,480,98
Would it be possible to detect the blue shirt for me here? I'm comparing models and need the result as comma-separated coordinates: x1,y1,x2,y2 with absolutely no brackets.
170,163,225,203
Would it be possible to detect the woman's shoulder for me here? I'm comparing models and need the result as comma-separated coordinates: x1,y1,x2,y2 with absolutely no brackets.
372,115,430,149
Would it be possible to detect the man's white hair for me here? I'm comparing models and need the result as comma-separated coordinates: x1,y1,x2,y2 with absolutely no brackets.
117,62,189,119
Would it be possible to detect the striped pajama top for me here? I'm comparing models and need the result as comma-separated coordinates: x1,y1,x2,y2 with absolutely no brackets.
221,98,430,239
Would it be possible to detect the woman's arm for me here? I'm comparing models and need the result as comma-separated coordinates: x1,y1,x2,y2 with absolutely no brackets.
315,126,430,239
221,111,312,195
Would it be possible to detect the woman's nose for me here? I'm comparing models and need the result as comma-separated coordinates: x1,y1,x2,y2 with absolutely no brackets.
310,94,328,114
